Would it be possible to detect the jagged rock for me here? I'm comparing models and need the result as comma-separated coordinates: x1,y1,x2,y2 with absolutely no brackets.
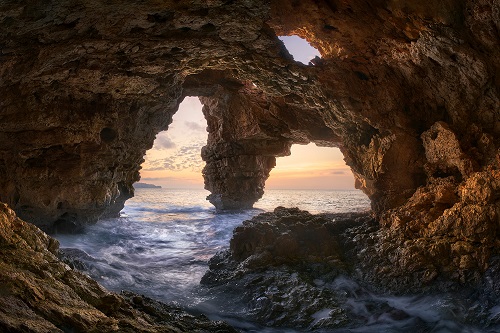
0,0,499,328
229,207,351,267
202,207,500,330
0,202,237,332
201,208,374,329
0,0,498,234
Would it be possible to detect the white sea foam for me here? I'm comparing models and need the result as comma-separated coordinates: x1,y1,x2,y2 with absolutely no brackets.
55,189,498,332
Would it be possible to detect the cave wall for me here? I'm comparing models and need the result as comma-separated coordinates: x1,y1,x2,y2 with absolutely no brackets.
0,0,498,240
264,0,499,278
0,0,283,230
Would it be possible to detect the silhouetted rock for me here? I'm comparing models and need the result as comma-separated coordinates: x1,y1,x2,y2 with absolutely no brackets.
133,183,162,189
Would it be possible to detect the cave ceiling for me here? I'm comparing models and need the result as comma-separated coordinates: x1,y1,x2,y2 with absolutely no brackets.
0,0,498,233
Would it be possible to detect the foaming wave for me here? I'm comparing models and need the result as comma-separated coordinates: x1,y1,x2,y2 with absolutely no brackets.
127,205,213,215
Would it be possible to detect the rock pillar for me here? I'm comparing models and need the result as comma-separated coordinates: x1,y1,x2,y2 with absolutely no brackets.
202,146,278,210
200,87,293,210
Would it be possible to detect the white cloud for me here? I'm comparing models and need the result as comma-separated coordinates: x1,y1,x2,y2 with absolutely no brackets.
185,121,206,132
152,132,176,150
144,140,206,172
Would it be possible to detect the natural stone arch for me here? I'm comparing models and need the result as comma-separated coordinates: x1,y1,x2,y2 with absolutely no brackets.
197,80,340,210
0,0,498,244
258,142,359,193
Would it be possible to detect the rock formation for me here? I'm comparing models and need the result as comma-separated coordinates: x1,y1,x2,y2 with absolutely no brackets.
0,0,498,298
0,2,499,330
1,0,498,231
1,0,498,230
199,84,338,210
0,202,237,332
202,207,500,330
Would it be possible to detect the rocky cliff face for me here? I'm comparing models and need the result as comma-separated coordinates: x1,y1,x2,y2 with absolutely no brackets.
0,0,498,261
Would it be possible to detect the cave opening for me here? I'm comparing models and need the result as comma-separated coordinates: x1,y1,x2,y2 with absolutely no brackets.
259,143,370,213
267,143,354,190
137,96,369,213
278,35,321,65
2,0,499,330
138,96,208,190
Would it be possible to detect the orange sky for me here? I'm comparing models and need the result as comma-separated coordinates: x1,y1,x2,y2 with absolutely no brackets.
266,144,355,190
140,97,356,190
139,36,356,190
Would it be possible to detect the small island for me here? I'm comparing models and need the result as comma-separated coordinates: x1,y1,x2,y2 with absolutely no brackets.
133,182,162,189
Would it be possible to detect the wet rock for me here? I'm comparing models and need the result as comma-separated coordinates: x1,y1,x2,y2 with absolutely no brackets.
0,0,499,328
58,247,97,271
202,207,500,330
230,207,347,267
0,202,237,332
201,207,374,329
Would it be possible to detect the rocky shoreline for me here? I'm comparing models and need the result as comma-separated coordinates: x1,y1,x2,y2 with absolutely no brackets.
1,201,500,332
0,202,236,333
201,207,500,331
0,0,498,331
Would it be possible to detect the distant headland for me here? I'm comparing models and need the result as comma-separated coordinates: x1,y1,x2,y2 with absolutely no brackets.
133,182,162,189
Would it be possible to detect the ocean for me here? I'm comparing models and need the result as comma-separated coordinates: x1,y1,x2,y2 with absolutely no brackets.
55,189,494,332
56,189,370,303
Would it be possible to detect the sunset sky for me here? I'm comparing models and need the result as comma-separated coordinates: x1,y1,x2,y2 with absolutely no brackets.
140,36,356,190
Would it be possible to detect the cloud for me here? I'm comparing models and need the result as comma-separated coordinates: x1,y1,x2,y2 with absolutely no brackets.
142,166,167,171
141,177,178,182
144,140,206,172
331,170,346,175
185,121,206,132
141,157,164,170
153,133,176,150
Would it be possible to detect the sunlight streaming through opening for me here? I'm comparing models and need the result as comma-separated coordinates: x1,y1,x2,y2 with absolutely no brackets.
140,100,354,191
140,97,207,189
278,35,321,65
266,143,356,190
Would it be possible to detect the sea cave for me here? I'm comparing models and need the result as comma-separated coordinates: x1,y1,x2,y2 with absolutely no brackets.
0,0,499,332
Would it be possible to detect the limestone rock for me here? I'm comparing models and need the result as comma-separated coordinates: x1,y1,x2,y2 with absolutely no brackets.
1,0,499,330
201,208,372,329
229,207,345,266
202,207,500,329
422,121,475,178
0,0,498,233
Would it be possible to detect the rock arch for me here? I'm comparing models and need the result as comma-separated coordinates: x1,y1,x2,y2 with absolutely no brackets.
0,0,498,240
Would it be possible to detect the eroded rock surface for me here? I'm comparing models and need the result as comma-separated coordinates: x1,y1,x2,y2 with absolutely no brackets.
0,202,237,332
0,1,499,328
202,207,500,330
0,0,500,331
0,0,498,232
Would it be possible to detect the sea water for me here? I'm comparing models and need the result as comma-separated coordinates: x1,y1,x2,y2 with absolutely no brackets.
56,189,369,304
55,189,496,332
